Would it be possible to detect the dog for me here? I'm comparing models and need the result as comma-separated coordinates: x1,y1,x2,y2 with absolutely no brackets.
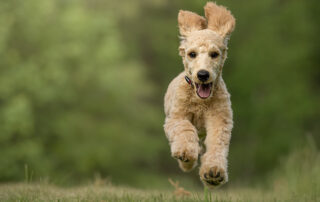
164,2,235,188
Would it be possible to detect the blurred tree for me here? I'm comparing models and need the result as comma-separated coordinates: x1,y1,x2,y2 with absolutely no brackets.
0,0,167,187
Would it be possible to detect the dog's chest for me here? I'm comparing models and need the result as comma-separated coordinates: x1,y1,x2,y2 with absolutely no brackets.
188,104,207,132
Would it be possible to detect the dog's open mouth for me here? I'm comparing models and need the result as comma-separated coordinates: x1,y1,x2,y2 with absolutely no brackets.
195,83,212,99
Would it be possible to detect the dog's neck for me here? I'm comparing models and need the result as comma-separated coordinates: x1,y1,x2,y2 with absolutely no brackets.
184,75,194,88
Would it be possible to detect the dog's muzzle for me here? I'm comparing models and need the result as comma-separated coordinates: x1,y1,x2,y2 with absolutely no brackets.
185,75,213,99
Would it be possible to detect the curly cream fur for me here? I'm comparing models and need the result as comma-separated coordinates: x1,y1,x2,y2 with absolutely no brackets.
164,2,235,188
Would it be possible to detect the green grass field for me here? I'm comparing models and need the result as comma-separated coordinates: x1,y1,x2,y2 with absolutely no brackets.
0,181,318,202
0,147,319,202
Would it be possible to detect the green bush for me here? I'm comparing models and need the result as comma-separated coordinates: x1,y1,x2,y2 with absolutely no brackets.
0,0,166,187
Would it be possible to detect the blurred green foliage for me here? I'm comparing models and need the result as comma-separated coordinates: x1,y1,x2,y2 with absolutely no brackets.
0,0,319,188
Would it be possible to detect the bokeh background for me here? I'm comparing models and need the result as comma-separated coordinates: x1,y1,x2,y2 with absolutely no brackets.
0,0,319,190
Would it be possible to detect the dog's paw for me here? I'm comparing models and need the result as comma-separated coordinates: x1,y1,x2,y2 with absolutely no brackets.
172,149,197,163
171,141,199,172
200,165,227,188
177,159,198,172
171,142,199,162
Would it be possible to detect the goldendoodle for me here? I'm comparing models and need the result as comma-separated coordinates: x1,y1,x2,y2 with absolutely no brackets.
164,2,235,188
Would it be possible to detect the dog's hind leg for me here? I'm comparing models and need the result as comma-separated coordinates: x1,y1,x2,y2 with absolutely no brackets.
164,118,200,172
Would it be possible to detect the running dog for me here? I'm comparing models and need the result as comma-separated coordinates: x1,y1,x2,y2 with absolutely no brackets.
164,2,235,188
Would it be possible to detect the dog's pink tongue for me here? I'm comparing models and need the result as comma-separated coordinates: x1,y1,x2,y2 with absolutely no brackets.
197,84,211,98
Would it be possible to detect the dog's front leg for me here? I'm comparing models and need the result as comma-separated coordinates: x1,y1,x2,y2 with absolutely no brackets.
199,104,233,188
164,118,200,172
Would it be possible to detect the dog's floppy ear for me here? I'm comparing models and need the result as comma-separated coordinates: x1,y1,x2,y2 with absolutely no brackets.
178,10,207,37
204,2,235,43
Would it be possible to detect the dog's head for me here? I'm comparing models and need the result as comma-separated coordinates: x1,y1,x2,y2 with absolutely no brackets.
178,2,235,99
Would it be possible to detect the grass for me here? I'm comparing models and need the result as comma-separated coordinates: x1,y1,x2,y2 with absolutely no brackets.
0,146,319,202
0,181,318,202
0,183,290,202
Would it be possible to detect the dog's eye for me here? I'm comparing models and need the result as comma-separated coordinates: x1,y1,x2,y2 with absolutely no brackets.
188,51,197,58
210,51,219,59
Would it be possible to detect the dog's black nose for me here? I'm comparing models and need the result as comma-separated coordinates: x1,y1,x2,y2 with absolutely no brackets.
197,70,210,82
